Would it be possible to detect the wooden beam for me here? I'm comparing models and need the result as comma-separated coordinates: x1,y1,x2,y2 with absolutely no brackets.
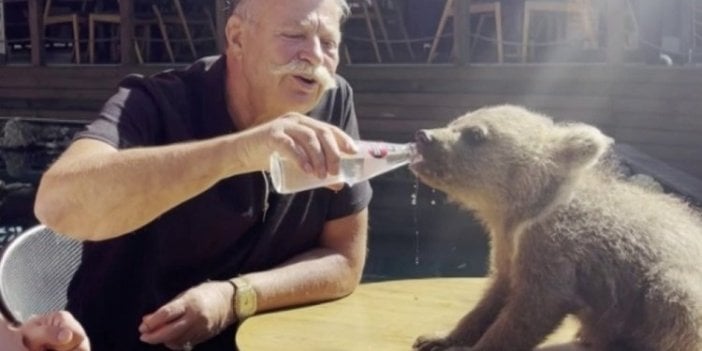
216,0,227,53
120,0,135,65
28,0,44,66
452,0,471,66
1,0,6,59
606,0,626,64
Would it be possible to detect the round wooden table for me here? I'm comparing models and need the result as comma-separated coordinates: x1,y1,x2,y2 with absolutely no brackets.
236,277,581,351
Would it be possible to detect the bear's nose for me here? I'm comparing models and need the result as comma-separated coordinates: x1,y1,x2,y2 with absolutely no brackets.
415,130,433,144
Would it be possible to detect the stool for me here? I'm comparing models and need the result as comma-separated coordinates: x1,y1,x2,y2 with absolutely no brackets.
427,0,503,64
347,0,392,63
521,0,597,62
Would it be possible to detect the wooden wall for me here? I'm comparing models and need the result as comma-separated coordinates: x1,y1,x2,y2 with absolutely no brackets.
2,64,701,279
0,66,163,121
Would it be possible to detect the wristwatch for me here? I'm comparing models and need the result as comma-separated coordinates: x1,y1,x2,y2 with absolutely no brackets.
229,277,257,322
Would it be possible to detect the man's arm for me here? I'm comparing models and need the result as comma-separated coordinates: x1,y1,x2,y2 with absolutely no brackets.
246,207,369,310
34,136,252,241
34,113,359,241
1,311,90,351
138,209,369,347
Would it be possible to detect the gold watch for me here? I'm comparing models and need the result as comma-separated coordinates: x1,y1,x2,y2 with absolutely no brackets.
229,277,257,322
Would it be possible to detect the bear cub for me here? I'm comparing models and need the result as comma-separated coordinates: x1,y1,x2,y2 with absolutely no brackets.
410,105,702,351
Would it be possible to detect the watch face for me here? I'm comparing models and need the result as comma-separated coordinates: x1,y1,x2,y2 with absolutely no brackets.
234,278,257,319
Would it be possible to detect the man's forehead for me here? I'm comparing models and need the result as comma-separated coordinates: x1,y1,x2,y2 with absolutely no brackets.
253,0,343,18
248,1,341,34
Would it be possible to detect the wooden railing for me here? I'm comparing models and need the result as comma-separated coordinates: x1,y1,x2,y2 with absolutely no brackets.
4,0,689,66
1,0,227,66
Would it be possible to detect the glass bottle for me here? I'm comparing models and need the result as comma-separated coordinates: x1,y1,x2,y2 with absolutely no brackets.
270,141,417,194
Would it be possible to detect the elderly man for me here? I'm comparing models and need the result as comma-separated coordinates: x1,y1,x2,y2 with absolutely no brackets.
33,0,371,350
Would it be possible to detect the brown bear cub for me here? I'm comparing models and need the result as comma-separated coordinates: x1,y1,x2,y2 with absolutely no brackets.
410,105,702,351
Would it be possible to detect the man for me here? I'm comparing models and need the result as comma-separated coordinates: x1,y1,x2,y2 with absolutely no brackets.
0,311,90,351
33,0,371,350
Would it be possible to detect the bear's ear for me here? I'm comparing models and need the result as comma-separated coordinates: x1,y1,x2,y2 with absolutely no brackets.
553,123,613,171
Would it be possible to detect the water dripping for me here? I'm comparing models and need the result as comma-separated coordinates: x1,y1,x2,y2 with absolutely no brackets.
412,177,420,265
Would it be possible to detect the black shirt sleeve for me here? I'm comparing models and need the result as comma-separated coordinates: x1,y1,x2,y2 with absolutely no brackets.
74,74,164,149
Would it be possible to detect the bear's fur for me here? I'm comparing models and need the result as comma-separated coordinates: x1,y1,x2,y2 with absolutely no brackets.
410,105,702,351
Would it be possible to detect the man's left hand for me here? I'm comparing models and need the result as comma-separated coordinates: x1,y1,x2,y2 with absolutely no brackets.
139,281,235,350
21,311,90,351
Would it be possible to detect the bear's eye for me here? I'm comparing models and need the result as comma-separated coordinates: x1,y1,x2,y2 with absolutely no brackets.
461,126,488,146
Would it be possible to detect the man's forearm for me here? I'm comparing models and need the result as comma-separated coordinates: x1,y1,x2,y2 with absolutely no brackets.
34,136,252,240
242,247,365,314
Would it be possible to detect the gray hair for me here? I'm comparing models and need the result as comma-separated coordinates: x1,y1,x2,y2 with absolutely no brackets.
226,0,351,22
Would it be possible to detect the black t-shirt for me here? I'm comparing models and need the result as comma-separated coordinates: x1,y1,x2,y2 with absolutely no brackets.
66,55,373,351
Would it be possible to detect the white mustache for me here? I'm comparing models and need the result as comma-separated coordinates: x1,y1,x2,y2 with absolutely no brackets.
271,60,338,91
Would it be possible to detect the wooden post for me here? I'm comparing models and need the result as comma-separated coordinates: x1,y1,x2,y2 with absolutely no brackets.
606,0,626,64
28,0,44,66
453,0,471,65
120,0,135,65
216,0,227,53
1,0,6,60
679,0,693,63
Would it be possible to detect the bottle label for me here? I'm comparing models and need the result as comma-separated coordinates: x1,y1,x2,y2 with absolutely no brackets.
366,143,389,159
362,142,410,159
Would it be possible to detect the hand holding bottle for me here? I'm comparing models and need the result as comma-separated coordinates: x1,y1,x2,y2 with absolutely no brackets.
234,112,358,178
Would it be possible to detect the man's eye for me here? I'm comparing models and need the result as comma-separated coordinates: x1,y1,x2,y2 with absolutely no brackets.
283,33,305,39
322,40,339,50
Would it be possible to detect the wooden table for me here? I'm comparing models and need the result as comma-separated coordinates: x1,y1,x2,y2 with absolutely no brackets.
236,278,581,351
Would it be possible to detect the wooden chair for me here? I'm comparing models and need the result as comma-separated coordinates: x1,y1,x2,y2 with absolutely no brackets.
346,0,386,63
43,0,91,63
88,12,121,63
694,0,702,52
346,0,418,63
377,0,415,62
427,0,503,63
0,225,82,324
1,1,32,62
521,0,598,62
88,0,215,64
87,0,121,63
152,0,216,63
88,0,162,63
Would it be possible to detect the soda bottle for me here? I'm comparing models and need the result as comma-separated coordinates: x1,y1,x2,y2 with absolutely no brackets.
270,141,417,194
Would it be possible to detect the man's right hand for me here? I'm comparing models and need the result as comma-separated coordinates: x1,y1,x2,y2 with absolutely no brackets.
235,112,359,179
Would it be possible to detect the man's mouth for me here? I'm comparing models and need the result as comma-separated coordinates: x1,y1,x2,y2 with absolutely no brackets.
293,75,318,90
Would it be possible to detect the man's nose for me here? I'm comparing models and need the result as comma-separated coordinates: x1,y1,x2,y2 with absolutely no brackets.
299,37,324,66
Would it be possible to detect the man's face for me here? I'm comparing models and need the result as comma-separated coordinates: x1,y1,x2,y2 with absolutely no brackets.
236,0,343,116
